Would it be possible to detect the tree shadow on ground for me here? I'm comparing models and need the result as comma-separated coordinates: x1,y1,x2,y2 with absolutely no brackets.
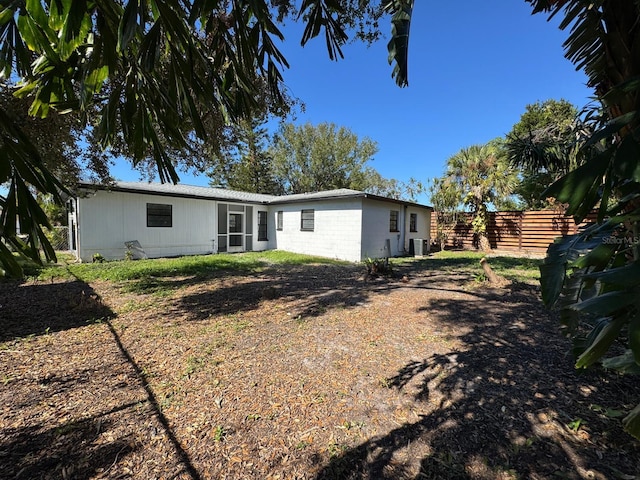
172,264,379,321
0,280,113,341
315,284,640,480
2,408,139,479
0,279,202,479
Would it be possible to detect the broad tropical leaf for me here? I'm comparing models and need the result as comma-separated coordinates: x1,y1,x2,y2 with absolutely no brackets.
385,0,413,87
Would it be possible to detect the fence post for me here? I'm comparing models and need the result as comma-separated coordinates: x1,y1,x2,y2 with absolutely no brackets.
518,212,523,251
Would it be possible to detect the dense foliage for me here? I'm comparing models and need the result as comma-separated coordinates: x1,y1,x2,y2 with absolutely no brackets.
269,122,380,193
430,141,519,251
527,0,640,440
506,99,587,210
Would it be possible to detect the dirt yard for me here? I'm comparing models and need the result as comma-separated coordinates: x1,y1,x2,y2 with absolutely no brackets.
1,261,639,479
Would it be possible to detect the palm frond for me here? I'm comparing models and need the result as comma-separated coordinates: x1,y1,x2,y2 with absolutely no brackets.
385,0,413,87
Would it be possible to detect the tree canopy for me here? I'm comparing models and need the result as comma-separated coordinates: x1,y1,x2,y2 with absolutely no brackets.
506,99,586,209
269,122,379,194
207,116,282,195
207,120,421,199
430,141,519,251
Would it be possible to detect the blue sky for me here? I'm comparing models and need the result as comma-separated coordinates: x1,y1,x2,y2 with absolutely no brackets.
111,1,594,204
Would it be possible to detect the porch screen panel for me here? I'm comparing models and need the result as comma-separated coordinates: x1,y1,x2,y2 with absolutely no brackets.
245,236,253,251
218,204,227,252
245,206,253,234
218,204,227,234
218,235,227,252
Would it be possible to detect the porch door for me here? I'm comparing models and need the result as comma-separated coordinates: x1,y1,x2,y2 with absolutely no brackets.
228,211,244,252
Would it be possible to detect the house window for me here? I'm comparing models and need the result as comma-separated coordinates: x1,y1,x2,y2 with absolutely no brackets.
258,211,268,241
147,203,172,227
390,210,399,232
410,213,417,232
277,210,283,231
301,209,315,231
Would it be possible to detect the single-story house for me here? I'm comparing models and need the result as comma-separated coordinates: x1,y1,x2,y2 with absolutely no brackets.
68,182,433,263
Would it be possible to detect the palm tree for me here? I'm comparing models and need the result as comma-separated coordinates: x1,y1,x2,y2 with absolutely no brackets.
443,143,519,252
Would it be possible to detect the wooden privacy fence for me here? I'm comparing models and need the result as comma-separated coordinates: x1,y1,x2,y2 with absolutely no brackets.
430,210,597,254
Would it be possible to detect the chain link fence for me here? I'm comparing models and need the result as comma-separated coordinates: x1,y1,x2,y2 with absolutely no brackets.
48,226,70,251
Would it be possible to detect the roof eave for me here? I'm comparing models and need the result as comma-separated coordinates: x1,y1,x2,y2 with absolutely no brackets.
75,182,273,204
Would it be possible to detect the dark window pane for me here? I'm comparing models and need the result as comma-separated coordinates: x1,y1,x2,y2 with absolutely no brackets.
229,235,243,247
147,203,172,227
229,213,243,233
258,211,268,241
277,211,283,231
390,210,398,232
301,209,314,231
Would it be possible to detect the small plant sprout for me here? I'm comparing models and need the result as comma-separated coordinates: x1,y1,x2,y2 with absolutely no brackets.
212,425,226,441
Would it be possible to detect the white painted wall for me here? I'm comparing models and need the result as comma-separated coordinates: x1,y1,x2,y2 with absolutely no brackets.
404,205,432,255
75,188,431,263
77,190,220,261
360,199,405,258
269,198,363,262
359,200,432,258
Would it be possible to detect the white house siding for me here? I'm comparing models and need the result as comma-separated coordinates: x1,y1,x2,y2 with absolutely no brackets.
360,199,406,258
404,205,432,255
270,198,363,262
77,190,219,261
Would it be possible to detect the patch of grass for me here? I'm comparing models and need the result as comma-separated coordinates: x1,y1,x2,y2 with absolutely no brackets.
486,256,542,282
327,441,348,458
407,251,541,283
28,250,347,283
212,425,226,441
295,440,311,450
183,355,205,378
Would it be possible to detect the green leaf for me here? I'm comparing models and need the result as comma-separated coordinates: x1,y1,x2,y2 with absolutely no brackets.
575,316,627,368
583,111,638,148
602,350,640,374
58,0,92,61
571,243,617,270
540,225,602,307
613,135,640,181
140,21,162,71
570,291,638,317
629,313,640,365
584,261,640,287
385,0,413,87
543,149,611,222
0,7,14,24
0,240,23,278
118,0,140,51
623,402,640,440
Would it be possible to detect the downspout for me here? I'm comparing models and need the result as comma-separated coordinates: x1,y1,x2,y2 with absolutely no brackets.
75,196,82,262
401,204,408,255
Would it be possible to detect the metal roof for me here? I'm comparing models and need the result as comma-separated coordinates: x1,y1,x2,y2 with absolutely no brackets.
78,181,277,204
268,188,433,209
77,182,432,209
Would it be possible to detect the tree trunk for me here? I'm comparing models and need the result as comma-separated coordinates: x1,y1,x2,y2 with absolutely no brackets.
480,257,501,284
478,233,491,253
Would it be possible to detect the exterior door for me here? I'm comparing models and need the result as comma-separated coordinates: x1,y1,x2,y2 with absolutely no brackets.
228,212,244,252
